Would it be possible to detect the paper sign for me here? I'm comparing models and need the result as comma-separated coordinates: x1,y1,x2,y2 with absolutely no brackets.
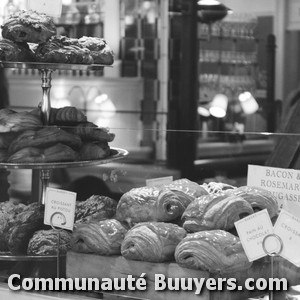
26,0,62,17
146,176,173,188
247,164,300,217
274,209,300,267
44,187,76,231
234,209,275,262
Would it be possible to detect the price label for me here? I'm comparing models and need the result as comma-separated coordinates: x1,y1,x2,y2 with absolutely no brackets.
234,209,274,262
247,164,300,217
274,209,300,267
44,187,76,231
26,0,62,17
146,176,173,188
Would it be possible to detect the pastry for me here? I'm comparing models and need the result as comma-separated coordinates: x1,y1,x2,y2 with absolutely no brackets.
0,109,42,133
0,132,18,149
165,178,208,204
8,143,79,163
182,193,254,232
7,202,44,255
78,36,114,65
225,186,279,218
0,149,8,162
79,141,111,160
27,229,72,255
0,201,25,252
8,127,82,154
175,230,252,274
35,36,93,64
116,186,188,227
71,219,127,255
121,222,186,262
1,10,56,43
67,122,115,142
0,38,36,62
75,195,118,223
50,106,87,125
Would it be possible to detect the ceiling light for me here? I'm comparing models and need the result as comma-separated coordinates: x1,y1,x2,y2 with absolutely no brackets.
238,91,259,115
209,94,228,118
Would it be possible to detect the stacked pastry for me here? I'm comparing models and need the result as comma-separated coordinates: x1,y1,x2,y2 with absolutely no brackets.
0,106,115,163
0,9,114,65
0,193,121,256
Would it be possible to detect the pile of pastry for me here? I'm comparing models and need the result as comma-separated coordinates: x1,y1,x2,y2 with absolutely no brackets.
0,10,114,65
69,179,279,275
0,106,115,163
0,195,117,255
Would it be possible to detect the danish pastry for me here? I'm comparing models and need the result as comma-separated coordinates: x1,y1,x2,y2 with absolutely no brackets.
0,38,36,62
35,36,93,64
78,36,114,65
1,10,56,43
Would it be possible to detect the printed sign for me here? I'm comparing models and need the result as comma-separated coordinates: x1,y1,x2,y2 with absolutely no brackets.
274,209,300,267
234,209,275,262
146,176,173,188
44,187,76,231
247,164,300,217
26,0,62,17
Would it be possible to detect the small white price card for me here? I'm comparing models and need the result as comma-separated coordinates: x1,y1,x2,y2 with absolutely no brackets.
234,209,274,262
26,0,62,17
44,187,76,231
247,164,300,217
274,209,300,267
146,176,173,188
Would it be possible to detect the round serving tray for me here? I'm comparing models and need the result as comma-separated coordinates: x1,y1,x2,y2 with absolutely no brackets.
0,61,112,71
0,147,128,170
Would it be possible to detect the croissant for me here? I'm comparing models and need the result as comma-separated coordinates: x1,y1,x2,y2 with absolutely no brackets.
8,203,44,255
121,222,186,262
27,229,72,255
71,219,127,255
0,110,42,133
8,127,82,154
175,230,252,274
116,186,189,227
182,194,254,232
68,122,115,142
225,186,279,218
8,144,79,163
50,106,87,125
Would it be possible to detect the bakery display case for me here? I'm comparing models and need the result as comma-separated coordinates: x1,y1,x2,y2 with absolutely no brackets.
0,1,300,300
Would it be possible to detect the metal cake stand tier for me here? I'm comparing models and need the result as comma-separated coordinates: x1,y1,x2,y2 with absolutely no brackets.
0,61,110,71
0,148,129,170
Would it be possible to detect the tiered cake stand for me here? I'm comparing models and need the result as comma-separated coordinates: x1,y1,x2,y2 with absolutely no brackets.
0,61,128,278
